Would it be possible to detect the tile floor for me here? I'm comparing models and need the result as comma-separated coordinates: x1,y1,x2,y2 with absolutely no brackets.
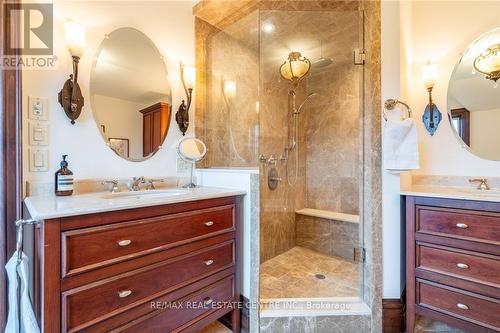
415,316,471,333
260,246,360,299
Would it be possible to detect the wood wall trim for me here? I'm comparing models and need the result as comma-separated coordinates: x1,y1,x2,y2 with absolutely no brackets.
382,290,406,333
0,0,23,328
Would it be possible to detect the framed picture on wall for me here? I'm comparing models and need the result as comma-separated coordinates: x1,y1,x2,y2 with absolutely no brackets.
108,138,129,158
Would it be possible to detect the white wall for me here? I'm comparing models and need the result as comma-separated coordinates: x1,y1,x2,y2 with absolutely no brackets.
381,0,404,299
381,0,500,299
403,1,500,176
23,0,196,185
93,94,143,159
470,108,500,161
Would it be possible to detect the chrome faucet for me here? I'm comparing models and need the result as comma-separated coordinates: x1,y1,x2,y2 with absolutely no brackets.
129,176,146,191
469,178,490,190
145,178,165,190
101,180,119,193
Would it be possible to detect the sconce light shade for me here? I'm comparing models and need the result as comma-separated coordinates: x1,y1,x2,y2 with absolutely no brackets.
223,80,236,99
280,52,311,84
176,62,195,136
64,21,86,58
422,63,437,89
182,65,196,90
473,43,500,83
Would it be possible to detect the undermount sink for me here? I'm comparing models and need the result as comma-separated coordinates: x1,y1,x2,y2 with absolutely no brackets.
100,189,191,200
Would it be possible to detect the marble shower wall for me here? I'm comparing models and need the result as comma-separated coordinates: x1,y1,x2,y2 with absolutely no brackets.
304,11,362,215
296,215,359,260
202,11,260,167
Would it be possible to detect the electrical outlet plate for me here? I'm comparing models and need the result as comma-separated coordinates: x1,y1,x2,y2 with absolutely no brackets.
29,122,49,146
28,96,49,121
29,149,49,172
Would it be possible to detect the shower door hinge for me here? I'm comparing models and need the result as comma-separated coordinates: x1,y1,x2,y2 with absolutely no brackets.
354,247,366,263
353,49,365,65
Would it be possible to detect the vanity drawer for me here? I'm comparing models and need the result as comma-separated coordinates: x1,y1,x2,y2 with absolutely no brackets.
62,241,234,332
119,275,234,333
417,244,500,287
417,280,500,331
61,205,234,277
417,207,500,245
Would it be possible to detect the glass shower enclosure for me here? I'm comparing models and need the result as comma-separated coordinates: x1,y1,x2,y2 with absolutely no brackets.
198,3,365,315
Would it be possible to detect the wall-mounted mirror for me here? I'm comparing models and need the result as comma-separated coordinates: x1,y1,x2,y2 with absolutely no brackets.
91,27,172,161
177,137,207,188
448,27,500,161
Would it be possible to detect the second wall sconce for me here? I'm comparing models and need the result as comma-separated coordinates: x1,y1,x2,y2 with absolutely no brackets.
175,62,196,136
421,62,441,136
58,21,85,125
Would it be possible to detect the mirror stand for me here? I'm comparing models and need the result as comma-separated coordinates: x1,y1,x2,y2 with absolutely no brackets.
183,163,197,188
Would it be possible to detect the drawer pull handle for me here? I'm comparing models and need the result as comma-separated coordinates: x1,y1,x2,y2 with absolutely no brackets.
456,223,468,229
117,239,132,247
456,263,469,269
117,290,132,298
204,259,214,266
203,297,213,307
204,221,214,227
457,303,469,310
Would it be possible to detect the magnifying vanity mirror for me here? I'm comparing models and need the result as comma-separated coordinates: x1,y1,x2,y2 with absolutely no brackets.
177,137,207,188
90,27,172,161
448,27,500,161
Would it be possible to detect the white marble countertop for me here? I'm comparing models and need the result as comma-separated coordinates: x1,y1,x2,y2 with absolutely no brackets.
401,185,500,203
24,186,246,221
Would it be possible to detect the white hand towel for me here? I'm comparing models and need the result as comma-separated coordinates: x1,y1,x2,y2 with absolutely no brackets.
5,254,20,333
383,117,419,173
4,251,40,333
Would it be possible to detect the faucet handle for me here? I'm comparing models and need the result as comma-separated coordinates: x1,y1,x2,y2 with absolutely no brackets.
469,178,490,190
101,180,120,193
145,178,165,190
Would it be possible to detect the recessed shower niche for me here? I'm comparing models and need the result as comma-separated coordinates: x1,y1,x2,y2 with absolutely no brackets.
194,1,377,330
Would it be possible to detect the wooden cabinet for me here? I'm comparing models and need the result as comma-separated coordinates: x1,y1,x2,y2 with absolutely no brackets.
34,196,242,333
140,102,171,157
405,196,500,333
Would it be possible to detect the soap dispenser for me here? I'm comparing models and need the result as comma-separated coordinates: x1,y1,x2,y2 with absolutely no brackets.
55,155,74,196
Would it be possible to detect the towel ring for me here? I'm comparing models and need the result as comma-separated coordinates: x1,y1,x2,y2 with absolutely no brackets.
383,99,412,121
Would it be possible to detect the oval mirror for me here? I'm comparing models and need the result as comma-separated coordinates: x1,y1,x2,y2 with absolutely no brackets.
177,138,206,188
91,27,172,161
447,27,500,160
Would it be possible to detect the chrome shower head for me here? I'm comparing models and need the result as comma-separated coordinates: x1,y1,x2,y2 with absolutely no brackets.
312,57,333,68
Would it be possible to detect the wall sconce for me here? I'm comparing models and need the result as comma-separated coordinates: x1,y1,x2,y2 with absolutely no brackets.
279,52,311,86
175,62,196,136
421,62,442,135
473,43,500,87
58,21,85,125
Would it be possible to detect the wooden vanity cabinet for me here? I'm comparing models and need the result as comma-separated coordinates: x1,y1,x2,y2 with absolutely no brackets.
405,196,500,333
34,196,242,333
140,102,171,157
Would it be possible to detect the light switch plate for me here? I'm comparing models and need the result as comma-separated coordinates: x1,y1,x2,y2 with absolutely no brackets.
29,149,49,172
29,122,49,146
28,96,49,121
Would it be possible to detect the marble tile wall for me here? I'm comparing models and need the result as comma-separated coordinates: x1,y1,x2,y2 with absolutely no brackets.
295,214,359,260
303,10,362,215
203,11,260,168
260,315,371,333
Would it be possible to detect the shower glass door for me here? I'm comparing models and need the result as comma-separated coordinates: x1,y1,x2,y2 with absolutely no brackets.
258,9,365,302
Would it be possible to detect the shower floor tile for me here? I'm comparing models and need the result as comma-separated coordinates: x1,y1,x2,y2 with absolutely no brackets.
260,246,360,299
